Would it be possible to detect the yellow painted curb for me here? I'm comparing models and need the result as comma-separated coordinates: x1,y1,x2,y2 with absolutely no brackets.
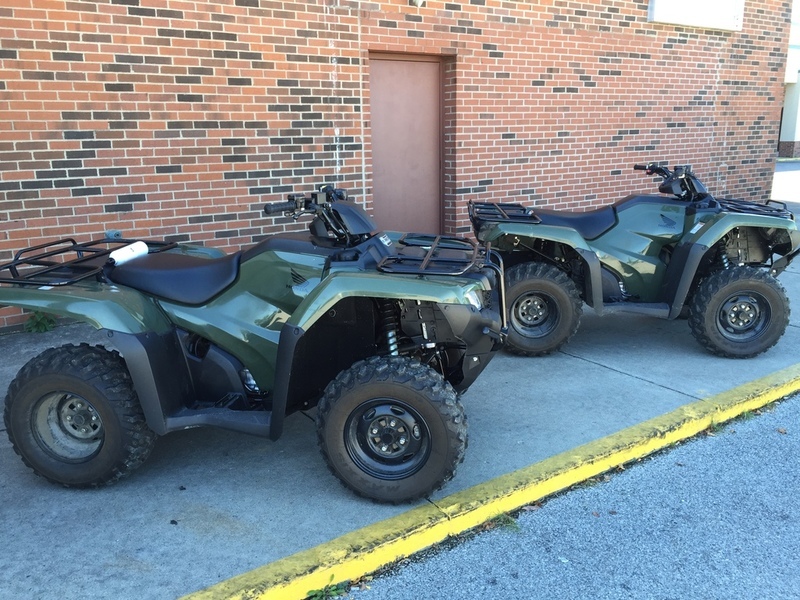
184,363,800,600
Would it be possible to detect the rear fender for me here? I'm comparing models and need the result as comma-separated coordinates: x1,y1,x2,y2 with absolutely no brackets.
0,284,186,435
477,222,593,253
0,282,173,334
106,329,192,436
576,248,605,315
478,224,606,315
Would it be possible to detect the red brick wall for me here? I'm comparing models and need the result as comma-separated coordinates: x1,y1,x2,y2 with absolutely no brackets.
0,0,791,328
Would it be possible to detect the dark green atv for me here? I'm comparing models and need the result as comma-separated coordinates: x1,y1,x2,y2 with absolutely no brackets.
470,163,800,359
1,187,505,503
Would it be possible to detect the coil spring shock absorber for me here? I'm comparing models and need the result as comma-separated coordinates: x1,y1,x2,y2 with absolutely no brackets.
718,243,731,269
379,299,399,356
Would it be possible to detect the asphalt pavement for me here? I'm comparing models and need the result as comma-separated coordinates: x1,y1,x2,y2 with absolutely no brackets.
1,167,799,599
350,395,800,600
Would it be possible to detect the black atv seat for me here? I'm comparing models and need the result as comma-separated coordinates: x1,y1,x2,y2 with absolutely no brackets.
534,205,617,240
108,252,241,305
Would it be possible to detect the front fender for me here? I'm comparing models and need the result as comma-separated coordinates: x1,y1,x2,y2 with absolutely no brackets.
268,272,504,438
690,213,800,249
0,282,173,334
286,271,486,332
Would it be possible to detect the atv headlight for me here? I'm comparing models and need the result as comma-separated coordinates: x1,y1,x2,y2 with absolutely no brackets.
464,289,484,310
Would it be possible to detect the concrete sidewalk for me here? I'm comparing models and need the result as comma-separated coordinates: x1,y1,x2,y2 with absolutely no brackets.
2,270,799,599
2,184,800,599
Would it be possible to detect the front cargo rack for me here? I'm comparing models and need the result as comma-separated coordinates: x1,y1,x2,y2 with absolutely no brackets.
377,234,481,276
468,201,541,229
0,238,176,286
715,197,794,219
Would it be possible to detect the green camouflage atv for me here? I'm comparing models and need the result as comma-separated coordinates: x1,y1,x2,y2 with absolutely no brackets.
1,186,504,503
470,163,800,359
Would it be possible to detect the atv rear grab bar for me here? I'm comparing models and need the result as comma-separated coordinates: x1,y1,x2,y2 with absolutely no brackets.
0,238,176,286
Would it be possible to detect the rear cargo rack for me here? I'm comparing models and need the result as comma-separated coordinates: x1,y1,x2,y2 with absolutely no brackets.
468,201,541,228
0,238,176,286
377,234,481,276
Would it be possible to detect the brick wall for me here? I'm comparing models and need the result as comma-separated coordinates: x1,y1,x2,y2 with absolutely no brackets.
0,0,791,328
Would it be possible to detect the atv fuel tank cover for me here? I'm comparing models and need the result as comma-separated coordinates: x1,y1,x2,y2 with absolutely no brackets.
240,233,342,261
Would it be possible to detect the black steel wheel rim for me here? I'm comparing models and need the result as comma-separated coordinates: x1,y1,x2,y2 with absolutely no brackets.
344,399,431,481
31,392,104,462
716,291,770,342
510,291,559,338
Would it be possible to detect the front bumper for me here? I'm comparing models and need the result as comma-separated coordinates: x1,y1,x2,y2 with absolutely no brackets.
436,302,505,393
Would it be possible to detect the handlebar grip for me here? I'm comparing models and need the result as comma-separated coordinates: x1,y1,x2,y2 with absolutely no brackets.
633,164,648,171
263,200,297,216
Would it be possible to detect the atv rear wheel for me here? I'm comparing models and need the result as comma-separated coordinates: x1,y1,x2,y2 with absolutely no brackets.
316,356,466,503
505,261,583,356
3,344,156,487
688,267,789,358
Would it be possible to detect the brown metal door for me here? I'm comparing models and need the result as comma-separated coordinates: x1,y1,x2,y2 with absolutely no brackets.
370,56,442,234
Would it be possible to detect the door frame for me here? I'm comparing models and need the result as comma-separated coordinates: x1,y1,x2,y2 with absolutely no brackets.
368,52,445,233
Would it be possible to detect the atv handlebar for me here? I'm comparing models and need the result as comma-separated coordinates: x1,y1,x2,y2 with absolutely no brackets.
263,186,350,217
261,185,374,246
263,200,299,215
633,163,672,178
632,162,708,202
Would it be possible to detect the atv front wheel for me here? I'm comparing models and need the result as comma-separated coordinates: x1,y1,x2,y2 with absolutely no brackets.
316,356,467,503
3,344,156,486
688,267,789,358
505,261,583,356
